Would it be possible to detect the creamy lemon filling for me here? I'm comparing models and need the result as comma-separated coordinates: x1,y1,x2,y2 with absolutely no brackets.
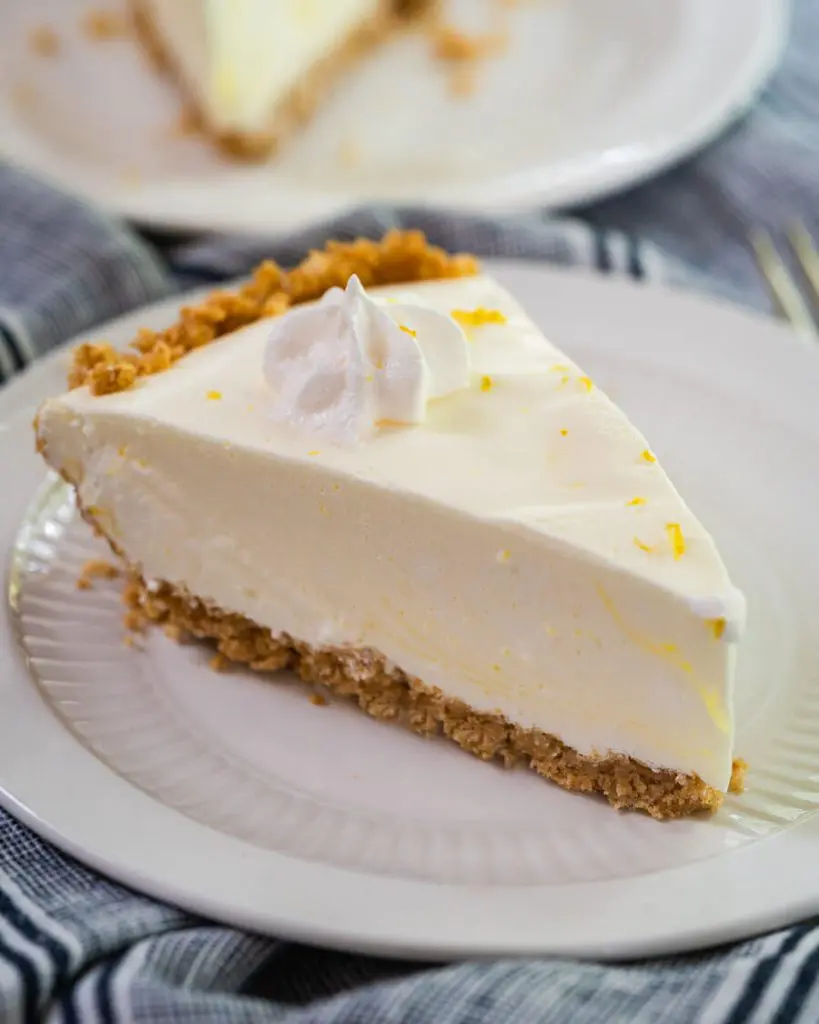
37,275,744,791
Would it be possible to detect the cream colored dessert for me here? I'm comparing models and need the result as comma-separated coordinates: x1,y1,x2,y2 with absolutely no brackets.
35,235,746,818
132,0,434,159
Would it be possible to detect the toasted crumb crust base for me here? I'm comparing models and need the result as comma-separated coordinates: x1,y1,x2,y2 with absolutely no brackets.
130,0,439,161
120,572,746,820
67,230,479,396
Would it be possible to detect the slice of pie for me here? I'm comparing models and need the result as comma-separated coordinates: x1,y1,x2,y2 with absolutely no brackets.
131,0,436,160
35,233,746,818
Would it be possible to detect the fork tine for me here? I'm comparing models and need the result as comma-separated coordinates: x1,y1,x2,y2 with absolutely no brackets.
787,222,819,304
750,229,818,340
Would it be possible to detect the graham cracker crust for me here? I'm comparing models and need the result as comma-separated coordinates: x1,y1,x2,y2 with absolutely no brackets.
65,231,478,395
121,571,745,820
130,0,439,161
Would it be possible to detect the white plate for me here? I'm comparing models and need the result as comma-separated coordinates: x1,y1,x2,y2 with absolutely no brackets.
0,0,787,233
3,262,819,960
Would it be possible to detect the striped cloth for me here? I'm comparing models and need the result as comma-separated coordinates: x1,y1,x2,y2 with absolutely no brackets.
2,1,819,1013
0,170,731,388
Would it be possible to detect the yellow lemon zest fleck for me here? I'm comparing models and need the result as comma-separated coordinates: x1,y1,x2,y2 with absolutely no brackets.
117,445,127,457
550,363,570,373
307,450,321,457
666,522,686,559
451,307,507,328
399,324,417,337
480,375,494,392
634,537,656,553
560,375,570,386
206,390,222,400
492,663,501,672
496,549,510,563
627,497,646,506
560,429,569,437
641,449,656,464
579,376,593,392
708,617,727,640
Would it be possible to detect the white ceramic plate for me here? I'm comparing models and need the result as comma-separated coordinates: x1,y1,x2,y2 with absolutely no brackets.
0,0,787,233
3,262,819,961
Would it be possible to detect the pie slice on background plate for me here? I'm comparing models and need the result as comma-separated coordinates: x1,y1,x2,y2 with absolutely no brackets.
34,232,746,819
130,0,438,160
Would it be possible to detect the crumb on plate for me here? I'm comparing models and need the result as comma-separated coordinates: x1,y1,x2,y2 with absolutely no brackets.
82,9,130,41
429,23,508,99
431,24,508,63
30,26,60,57
76,558,120,590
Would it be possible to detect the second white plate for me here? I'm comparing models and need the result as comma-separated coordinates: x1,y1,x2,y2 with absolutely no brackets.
0,0,787,232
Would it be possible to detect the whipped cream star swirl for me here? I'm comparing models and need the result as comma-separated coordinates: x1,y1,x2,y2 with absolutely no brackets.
263,275,470,443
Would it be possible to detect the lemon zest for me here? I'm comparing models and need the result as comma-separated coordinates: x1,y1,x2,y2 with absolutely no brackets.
451,307,507,328
666,522,686,559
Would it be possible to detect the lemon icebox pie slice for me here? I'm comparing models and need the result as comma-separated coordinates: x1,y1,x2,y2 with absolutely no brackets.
131,0,437,159
35,233,746,818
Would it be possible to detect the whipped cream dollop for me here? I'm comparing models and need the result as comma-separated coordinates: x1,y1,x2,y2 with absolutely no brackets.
263,275,470,444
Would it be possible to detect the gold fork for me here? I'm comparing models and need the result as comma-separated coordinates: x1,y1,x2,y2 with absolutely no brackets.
751,222,819,340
